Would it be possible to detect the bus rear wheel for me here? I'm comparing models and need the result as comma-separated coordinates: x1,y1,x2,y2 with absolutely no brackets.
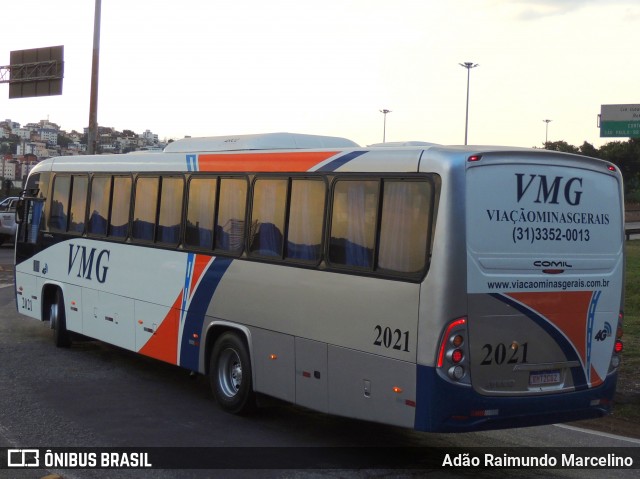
50,289,72,348
209,332,255,414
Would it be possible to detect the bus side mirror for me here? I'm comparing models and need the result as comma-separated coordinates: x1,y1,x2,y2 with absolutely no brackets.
15,199,24,224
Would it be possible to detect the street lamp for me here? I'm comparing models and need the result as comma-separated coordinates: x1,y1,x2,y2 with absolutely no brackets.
380,109,391,143
459,62,478,145
543,119,552,146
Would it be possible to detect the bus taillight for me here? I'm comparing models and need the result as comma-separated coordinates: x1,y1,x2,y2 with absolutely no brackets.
614,340,624,354
437,318,466,368
609,311,624,372
437,317,470,384
450,349,464,363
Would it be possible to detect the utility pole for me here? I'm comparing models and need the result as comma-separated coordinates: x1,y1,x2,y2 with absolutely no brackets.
87,0,101,154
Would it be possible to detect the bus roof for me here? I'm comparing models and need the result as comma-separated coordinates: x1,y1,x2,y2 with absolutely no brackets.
29,134,616,177
164,133,359,153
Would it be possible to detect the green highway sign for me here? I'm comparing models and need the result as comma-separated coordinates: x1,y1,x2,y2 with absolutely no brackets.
600,120,640,137
600,104,640,138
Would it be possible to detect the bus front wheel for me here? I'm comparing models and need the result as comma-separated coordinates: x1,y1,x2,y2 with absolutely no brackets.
50,289,72,348
209,332,256,414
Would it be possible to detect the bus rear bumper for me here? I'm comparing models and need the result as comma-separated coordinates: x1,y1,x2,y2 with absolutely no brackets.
414,365,617,433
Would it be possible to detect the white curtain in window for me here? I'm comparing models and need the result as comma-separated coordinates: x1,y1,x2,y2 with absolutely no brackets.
378,181,430,273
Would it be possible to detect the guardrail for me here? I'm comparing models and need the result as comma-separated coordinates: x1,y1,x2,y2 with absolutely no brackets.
626,208,640,240
626,227,640,241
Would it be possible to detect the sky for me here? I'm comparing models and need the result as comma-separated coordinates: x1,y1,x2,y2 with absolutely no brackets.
1,0,639,149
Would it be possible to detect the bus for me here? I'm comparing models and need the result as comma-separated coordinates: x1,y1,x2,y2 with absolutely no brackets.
14,133,625,432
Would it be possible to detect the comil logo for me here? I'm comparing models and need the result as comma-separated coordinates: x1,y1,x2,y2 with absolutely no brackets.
7,449,39,467
533,260,573,268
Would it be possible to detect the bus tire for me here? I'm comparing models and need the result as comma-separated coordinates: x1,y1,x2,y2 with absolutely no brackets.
209,332,256,415
50,289,72,348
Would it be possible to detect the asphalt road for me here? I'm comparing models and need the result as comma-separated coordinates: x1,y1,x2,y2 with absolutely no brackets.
0,242,638,479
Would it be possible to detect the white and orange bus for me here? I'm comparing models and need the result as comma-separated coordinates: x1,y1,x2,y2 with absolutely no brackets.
14,133,624,432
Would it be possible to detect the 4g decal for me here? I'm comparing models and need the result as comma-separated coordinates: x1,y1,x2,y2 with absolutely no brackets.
594,321,613,342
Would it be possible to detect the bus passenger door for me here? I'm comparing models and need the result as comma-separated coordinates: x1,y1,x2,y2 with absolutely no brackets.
15,198,45,320
15,198,44,265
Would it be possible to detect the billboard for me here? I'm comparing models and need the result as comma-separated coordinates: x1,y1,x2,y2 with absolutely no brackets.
8,45,64,99
599,104,640,138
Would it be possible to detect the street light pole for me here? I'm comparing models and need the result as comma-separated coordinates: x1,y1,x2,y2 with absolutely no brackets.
543,119,552,146
380,109,391,143
459,62,478,145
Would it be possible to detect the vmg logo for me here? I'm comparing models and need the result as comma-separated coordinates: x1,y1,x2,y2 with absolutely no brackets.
68,244,110,283
516,173,583,205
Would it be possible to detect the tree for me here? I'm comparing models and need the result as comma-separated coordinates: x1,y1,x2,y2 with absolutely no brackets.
57,134,73,149
598,139,640,199
578,141,600,159
538,138,640,203
544,141,579,154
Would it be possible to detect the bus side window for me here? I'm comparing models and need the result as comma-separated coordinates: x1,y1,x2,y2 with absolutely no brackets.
68,175,88,234
249,178,287,258
22,200,44,244
132,176,159,241
378,180,431,275
185,176,218,249
48,175,71,231
88,176,111,236
215,177,247,254
109,176,132,239
286,179,325,263
328,179,379,269
157,176,184,245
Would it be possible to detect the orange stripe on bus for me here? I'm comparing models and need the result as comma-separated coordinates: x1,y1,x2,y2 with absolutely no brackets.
139,293,182,365
190,255,211,300
508,291,592,365
197,151,339,172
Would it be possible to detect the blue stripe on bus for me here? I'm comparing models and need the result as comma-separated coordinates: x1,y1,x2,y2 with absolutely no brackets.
186,154,197,172
490,293,587,389
179,257,233,371
586,290,601,383
414,365,615,432
315,150,367,172
182,253,195,313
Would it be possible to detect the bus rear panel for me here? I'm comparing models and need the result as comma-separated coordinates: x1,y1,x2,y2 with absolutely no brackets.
419,151,624,432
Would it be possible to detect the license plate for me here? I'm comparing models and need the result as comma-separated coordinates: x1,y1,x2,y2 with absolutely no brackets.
529,370,561,386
